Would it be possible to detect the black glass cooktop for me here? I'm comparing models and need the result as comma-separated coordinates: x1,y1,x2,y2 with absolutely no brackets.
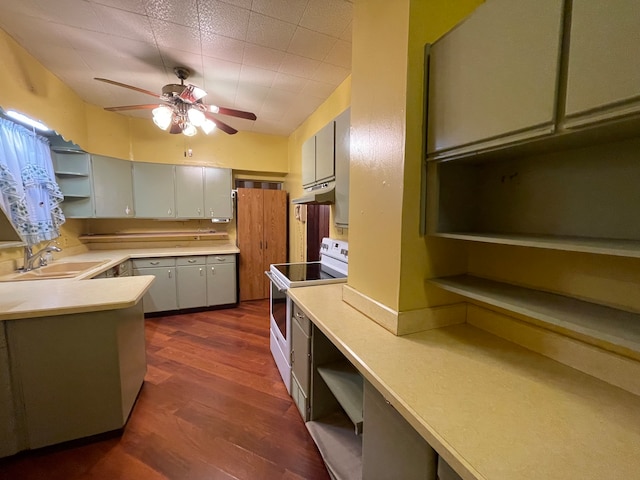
274,262,345,282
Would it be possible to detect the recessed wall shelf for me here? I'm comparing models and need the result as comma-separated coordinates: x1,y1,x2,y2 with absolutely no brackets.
431,232,640,259
430,275,640,360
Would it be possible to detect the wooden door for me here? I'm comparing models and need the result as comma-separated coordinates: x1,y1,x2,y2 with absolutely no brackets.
306,204,330,262
262,189,288,298
237,188,265,301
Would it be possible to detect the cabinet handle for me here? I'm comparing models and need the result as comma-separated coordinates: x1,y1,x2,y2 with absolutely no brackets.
168,208,172,216
188,259,197,263
215,256,225,261
210,209,214,218
265,240,268,250
211,266,215,273
199,267,204,276
150,261,160,265
197,208,201,215
295,312,304,319
125,205,131,215
168,269,172,278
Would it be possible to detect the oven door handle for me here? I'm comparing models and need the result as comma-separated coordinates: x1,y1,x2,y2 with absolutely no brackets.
265,271,288,292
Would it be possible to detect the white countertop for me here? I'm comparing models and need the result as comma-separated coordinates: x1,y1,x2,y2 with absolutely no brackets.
0,245,239,321
288,283,640,480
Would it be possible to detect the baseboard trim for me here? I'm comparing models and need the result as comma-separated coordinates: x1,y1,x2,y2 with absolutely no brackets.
342,285,466,335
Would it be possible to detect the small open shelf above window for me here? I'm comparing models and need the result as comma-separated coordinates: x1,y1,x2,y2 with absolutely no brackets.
430,274,640,360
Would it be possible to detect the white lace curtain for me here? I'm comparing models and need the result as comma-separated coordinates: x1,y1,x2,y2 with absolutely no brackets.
0,117,65,246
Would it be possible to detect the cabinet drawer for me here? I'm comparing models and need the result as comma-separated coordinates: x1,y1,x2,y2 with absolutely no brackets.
207,254,236,265
131,258,176,268
176,256,206,266
292,303,311,335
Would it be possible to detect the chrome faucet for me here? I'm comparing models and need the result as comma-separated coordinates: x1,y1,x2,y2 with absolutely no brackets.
23,243,62,271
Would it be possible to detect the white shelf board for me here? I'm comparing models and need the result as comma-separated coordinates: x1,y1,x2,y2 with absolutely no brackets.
317,361,363,433
431,232,640,259
55,171,89,177
306,411,362,480
431,274,640,359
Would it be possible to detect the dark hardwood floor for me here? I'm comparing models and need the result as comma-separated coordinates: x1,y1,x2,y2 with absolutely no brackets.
0,300,330,480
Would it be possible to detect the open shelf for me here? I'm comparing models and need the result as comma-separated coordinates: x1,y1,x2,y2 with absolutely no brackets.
317,360,363,434
55,171,89,177
306,411,362,480
79,232,229,243
431,232,640,259
430,274,640,360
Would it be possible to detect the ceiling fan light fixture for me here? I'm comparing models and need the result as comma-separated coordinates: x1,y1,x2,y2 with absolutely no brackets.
187,107,206,127
201,119,216,134
152,105,173,130
182,123,197,137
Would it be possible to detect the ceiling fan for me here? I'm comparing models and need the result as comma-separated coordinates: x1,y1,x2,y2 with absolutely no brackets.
95,67,256,136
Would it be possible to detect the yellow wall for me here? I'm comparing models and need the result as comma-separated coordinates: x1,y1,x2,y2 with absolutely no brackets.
285,77,351,263
348,0,482,312
0,27,289,266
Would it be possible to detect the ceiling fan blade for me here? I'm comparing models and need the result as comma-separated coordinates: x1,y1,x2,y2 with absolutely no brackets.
204,112,238,135
94,78,161,99
169,122,183,135
104,104,159,112
210,105,257,121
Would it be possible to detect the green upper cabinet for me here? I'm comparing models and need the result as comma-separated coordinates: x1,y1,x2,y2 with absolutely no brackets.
301,135,316,188
175,165,204,219
132,163,175,219
564,0,640,128
315,121,335,184
426,0,564,160
334,108,350,228
91,155,134,218
204,167,233,220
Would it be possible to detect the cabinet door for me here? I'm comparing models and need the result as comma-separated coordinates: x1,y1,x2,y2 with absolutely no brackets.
564,0,640,127
92,155,134,218
237,188,265,301
206,262,236,306
334,108,350,227
175,165,204,219
291,316,311,397
262,189,288,298
362,380,437,480
134,266,177,313
177,264,207,309
204,167,233,220
315,121,335,183
427,0,563,158
133,163,175,218
301,135,316,187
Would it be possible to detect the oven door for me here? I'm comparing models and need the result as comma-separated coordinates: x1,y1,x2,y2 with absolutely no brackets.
266,270,292,392
269,274,288,343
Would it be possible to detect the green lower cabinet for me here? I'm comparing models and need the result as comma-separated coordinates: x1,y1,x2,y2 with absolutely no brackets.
206,255,236,306
362,380,438,480
132,259,178,314
177,257,207,309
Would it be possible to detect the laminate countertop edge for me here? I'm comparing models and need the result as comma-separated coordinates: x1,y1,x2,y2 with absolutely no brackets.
287,283,640,480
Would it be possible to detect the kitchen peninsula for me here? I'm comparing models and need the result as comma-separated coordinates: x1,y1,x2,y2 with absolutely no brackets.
289,283,640,480
0,243,239,457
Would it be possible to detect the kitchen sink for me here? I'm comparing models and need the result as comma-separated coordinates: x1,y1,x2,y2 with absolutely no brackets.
0,260,110,282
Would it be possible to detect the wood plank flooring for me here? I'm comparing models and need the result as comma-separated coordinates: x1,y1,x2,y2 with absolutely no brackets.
0,300,330,480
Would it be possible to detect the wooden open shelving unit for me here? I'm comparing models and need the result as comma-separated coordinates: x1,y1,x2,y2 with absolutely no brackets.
79,232,229,243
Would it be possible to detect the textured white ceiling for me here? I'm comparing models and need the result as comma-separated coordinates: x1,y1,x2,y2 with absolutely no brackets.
0,0,352,136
